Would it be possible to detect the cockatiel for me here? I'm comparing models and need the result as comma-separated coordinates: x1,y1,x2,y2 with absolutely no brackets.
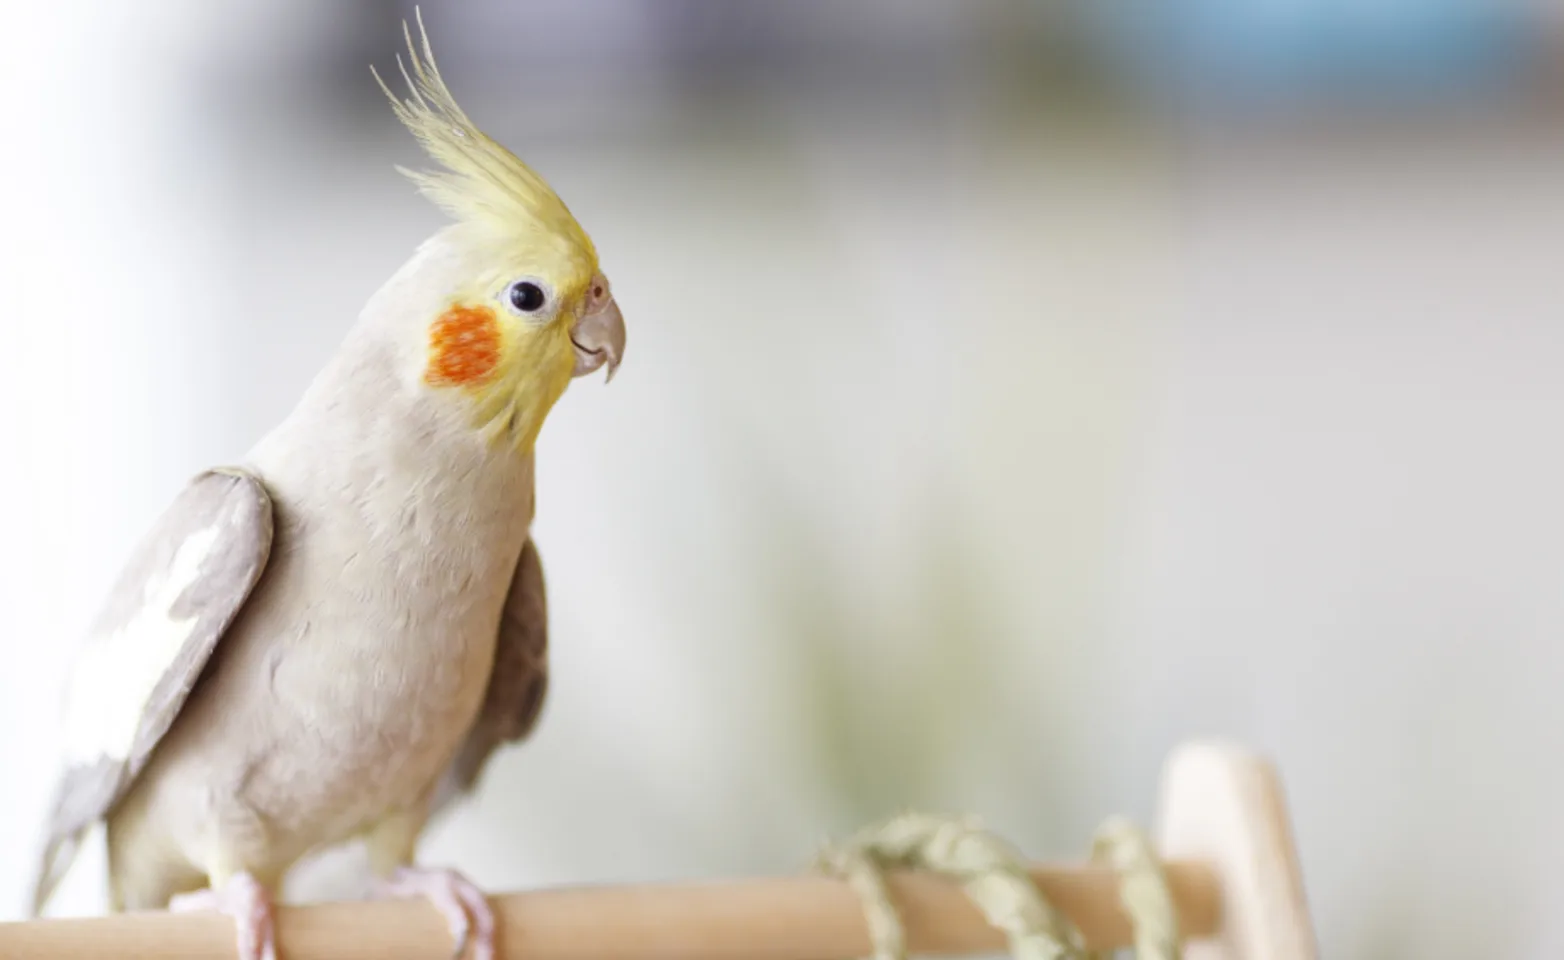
27,14,625,960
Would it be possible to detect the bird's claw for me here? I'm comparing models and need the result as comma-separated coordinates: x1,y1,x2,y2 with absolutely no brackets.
169,871,277,960
375,866,495,960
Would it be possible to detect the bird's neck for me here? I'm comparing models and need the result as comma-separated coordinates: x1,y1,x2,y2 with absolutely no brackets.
243,229,541,510
245,330,535,515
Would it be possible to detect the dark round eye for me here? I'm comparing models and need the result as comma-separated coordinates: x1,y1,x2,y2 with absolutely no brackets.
508,281,547,313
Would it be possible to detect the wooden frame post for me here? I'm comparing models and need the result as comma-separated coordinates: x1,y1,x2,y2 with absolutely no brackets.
1155,740,1318,959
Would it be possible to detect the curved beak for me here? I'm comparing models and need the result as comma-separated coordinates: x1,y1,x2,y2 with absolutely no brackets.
570,279,625,383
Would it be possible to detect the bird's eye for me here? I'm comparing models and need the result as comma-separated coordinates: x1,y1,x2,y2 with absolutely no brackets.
508,281,547,314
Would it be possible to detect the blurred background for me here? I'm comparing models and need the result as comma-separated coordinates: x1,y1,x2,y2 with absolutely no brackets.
1,0,1562,956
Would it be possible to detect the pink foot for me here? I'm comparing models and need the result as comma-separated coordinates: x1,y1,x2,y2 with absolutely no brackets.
169,871,277,960
375,866,495,960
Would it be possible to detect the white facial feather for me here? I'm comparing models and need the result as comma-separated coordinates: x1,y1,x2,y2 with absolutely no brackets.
60,525,221,764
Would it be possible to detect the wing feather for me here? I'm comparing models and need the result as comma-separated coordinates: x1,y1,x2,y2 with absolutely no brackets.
429,536,549,817
29,467,273,915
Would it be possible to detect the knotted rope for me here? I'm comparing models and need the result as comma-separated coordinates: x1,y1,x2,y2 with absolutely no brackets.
817,812,1180,960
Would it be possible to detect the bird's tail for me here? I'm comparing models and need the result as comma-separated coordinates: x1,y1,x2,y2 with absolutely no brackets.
28,827,84,918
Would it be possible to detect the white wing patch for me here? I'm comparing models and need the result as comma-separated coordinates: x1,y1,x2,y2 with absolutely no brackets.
60,524,223,764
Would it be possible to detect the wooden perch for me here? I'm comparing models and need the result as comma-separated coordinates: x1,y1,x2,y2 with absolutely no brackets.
0,862,1221,960
1,740,1314,959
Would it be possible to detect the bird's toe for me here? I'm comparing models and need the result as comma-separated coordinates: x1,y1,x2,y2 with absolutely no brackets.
169,871,277,960
376,865,495,960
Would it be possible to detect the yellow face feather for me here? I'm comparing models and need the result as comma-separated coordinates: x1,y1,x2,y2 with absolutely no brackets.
373,10,606,452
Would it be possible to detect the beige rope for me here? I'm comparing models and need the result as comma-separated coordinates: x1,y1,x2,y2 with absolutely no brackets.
1091,817,1181,960
818,812,1181,960
816,846,906,960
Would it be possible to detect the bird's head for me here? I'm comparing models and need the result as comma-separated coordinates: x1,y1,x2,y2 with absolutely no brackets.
368,13,624,453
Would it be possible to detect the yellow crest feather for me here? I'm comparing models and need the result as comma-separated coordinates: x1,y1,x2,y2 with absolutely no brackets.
373,9,595,264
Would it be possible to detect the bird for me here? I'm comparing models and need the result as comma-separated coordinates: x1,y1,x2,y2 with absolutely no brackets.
27,12,625,960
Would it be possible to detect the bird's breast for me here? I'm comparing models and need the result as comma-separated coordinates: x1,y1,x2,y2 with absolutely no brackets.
196,445,536,857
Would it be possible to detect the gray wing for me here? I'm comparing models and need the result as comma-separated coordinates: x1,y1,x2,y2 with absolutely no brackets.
429,536,549,817
29,467,273,915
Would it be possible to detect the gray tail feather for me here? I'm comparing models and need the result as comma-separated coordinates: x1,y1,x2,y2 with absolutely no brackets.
29,830,82,918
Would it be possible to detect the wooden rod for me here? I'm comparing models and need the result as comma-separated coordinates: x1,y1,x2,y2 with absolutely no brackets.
0,861,1220,960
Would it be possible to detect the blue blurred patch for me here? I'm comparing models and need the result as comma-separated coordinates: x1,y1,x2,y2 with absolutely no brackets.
1080,0,1541,110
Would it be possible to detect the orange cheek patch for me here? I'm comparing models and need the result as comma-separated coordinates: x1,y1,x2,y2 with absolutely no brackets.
425,304,502,387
